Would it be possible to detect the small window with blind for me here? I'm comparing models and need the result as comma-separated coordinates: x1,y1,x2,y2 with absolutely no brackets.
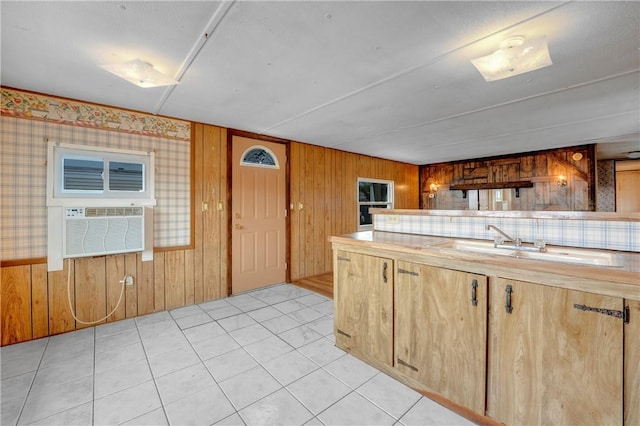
108,161,144,191
358,178,394,230
47,141,155,205
62,157,105,192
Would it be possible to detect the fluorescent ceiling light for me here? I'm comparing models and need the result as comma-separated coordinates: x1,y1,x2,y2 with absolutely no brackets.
471,36,552,82
100,59,179,88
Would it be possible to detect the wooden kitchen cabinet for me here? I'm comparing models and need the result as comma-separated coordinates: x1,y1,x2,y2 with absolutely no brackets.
334,250,393,366
487,277,624,425
625,299,640,426
394,261,488,414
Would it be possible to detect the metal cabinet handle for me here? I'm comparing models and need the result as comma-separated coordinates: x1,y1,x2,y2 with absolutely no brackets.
574,303,630,323
382,262,388,283
505,285,513,314
471,279,478,307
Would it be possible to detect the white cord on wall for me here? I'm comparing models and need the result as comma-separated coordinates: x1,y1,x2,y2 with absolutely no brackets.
66,258,126,325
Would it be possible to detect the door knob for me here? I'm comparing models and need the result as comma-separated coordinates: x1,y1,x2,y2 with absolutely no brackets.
234,224,244,230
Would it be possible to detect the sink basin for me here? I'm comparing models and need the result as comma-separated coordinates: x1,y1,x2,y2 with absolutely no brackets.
435,239,623,267
514,247,624,267
435,240,515,256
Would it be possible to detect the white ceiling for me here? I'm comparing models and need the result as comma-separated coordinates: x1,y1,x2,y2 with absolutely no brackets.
2,1,639,164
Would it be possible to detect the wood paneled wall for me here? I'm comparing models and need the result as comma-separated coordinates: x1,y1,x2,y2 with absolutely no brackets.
1,124,418,345
194,124,229,302
1,123,228,346
0,252,179,344
289,143,419,281
420,145,596,211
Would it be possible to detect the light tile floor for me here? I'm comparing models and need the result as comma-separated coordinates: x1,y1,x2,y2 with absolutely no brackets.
1,283,474,426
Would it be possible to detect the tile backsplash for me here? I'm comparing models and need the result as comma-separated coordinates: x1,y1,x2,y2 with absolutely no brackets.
374,213,640,252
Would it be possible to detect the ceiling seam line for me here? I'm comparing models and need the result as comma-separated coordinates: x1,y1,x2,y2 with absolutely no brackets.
392,69,640,132
340,110,639,147
152,0,237,115
257,1,573,134
325,68,640,146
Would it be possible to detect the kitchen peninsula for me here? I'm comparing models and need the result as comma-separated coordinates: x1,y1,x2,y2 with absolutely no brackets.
331,209,639,426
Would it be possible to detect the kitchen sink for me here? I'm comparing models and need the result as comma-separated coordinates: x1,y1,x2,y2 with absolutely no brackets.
433,239,516,256
513,247,623,267
435,239,623,267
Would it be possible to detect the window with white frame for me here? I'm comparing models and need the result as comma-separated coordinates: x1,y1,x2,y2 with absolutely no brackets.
47,141,155,206
358,178,394,230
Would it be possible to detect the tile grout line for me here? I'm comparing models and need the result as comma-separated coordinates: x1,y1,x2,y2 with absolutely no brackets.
14,337,50,425
176,305,243,423
133,315,170,426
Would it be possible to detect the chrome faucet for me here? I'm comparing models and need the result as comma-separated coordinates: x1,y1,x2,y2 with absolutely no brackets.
486,224,546,252
487,225,521,247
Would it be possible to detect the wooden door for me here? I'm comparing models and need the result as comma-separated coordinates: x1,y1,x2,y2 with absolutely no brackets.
616,169,640,212
487,278,624,425
394,262,487,413
334,250,393,366
231,137,287,294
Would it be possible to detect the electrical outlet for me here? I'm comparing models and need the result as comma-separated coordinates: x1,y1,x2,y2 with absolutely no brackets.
124,275,134,286
387,215,400,224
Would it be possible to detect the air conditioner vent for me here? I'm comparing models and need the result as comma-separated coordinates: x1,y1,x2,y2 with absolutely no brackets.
63,206,144,258
85,207,143,217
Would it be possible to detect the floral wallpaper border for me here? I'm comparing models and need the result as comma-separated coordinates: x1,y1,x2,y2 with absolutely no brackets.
1,88,190,141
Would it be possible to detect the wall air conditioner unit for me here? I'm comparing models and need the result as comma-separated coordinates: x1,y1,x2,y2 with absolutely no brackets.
63,207,144,258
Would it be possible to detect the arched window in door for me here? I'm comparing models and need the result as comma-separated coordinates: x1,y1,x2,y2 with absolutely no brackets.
240,146,279,168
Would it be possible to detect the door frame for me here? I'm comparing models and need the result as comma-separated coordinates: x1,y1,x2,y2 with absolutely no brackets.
226,129,291,295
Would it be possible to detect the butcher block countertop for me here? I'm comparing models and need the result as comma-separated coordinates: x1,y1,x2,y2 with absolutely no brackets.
330,231,640,301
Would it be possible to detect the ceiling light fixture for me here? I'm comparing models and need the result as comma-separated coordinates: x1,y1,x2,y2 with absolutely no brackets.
470,35,552,82
100,59,179,88
627,151,640,160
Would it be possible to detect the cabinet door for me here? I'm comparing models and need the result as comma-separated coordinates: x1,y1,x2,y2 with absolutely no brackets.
394,261,487,413
625,300,640,426
334,250,393,366
487,278,623,425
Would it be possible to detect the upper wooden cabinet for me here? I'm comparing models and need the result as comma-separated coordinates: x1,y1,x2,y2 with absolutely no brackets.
394,261,487,414
334,250,393,366
487,277,624,425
